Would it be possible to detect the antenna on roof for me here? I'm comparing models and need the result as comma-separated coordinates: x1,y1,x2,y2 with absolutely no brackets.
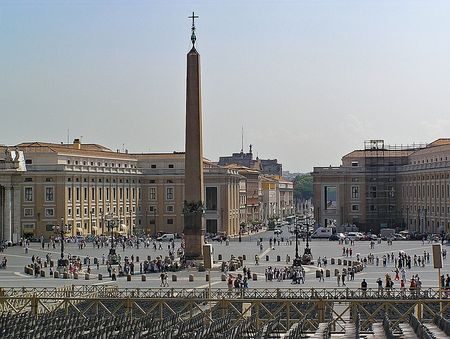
67,129,69,144
241,126,244,153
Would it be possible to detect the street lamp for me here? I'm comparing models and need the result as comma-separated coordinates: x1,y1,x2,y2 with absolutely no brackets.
292,216,302,267
301,216,312,265
53,217,71,269
105,213,118,248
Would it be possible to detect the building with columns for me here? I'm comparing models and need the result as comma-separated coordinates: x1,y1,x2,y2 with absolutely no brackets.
0,140,245,242
0,148,26,243
313,139,450,235
1,141,140,242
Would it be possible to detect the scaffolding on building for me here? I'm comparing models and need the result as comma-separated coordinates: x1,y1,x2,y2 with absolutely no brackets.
363,140,426,232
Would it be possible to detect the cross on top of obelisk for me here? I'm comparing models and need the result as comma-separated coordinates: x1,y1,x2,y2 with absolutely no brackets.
188,11,198,46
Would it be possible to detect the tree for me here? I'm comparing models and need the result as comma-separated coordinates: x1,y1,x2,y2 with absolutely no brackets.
294,174,313,201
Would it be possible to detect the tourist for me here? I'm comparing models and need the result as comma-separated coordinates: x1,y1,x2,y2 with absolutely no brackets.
361,279,367,297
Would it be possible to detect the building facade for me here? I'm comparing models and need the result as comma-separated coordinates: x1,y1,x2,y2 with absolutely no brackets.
313,139,450,235
0,141,246,242
0,140,294,242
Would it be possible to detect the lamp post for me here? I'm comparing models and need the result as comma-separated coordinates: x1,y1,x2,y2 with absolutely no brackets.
153,207,157,236
105,213,117,249
293,216,302,267
99,212,104,235
53,217,71,269
301,216,312,265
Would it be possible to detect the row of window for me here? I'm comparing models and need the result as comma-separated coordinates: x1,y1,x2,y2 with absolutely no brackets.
66,159,136,169
402,184,450,200
23,186,142,203
23,205,138,219
67,187,139,202
24,187,54,202
411,156,449,165
148,187,174,200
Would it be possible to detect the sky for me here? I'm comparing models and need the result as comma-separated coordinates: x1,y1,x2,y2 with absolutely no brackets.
1,1,450,173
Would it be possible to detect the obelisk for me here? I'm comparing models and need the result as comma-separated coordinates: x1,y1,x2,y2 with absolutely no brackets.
183,12,204,259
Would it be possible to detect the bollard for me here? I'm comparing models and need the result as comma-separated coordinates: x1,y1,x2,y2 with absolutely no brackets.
85,273,90,280
127,274,131,282
218,254,222,261
44,262,47,268
50,260,54,268
172,274,177,282
343,259,347,266
136,256,139,262
54,271,59,278
277,255,281,262
63,272,69,279
221,274,227,281
206,274,210,282
242,254,246,261
252,273,257,281
266,255,269,261
316,270,321,278
326,269,330,277
331,258,335,265
189,274,194,282
94,258,98,265
98,274,102,280
141,275,146,281
335,268,339,276
40,270,45,277
74,272,78,279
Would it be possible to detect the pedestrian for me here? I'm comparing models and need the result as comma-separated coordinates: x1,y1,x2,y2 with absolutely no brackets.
361,279,367,297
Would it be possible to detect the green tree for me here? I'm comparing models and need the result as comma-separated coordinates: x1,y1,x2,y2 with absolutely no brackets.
294,174,313,201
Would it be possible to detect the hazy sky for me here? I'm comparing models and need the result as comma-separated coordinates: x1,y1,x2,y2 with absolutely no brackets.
1,1,450,173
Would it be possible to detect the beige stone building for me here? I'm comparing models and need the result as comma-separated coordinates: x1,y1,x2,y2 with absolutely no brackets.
0,140,294,242
313,139,450,235
135,152,242,236
0,140,140,242
0,140,244,242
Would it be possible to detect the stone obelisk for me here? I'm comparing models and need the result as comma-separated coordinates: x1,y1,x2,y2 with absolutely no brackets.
183,12,204,259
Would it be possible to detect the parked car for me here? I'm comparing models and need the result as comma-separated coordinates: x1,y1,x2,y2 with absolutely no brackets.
211,235,226,242
329,234,340,241
393,234,407,240
157,234,175,241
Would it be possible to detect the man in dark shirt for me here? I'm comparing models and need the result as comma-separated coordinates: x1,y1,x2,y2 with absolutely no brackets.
361,279,367,297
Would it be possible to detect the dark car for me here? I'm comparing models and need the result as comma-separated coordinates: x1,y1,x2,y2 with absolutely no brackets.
328,234,340,241
212,235,227,242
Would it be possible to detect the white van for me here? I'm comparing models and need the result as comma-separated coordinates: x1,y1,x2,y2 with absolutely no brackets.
157,234,175,241
346,232,361,241
311,227,333,239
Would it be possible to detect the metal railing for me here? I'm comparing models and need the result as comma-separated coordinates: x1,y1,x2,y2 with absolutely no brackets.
0,286,446,300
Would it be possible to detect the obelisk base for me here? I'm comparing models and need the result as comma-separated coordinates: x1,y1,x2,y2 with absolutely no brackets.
183,212,204,260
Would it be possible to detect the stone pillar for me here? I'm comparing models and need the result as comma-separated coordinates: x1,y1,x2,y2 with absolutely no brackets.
12,186,21,243
3,186,12,242
183,44,205,260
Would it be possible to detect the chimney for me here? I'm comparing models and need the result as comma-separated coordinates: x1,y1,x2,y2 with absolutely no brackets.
73,138,81,150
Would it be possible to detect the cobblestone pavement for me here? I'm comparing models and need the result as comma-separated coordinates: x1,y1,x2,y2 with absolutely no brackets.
0,225,448,290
